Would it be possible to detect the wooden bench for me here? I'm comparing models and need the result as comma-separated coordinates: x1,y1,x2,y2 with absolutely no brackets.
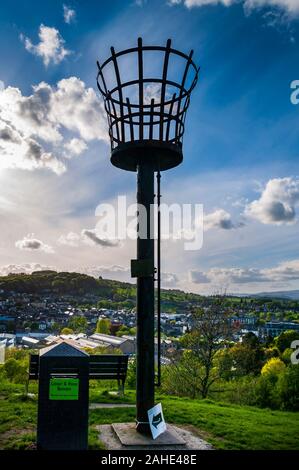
29,354,129,394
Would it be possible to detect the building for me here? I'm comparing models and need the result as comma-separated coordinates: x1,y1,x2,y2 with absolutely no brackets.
89,333,135,354
263,321,299,337
0,333,16,349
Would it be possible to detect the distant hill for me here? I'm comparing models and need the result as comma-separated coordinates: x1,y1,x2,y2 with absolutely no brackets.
240,290,299,300
0,270,203,312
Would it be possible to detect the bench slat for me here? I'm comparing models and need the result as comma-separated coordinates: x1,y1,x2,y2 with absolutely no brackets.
28,354,129,382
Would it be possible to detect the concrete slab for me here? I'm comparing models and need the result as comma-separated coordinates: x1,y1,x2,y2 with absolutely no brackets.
112,422,186,446
97,423,213,450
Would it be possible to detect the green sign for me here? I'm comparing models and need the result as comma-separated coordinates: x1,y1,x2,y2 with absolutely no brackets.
49,378,79,400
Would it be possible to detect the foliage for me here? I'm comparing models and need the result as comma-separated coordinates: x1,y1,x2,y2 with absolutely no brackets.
1,378,299,450
67,316,88,333
169,303,232,398
60,327,74,335
275,330,299,353
95,318,111,334
126,357,136,388
277,365,299,411
261,358,286,377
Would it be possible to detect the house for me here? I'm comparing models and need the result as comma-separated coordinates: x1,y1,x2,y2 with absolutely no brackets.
89,333,135,354
20,336,40,348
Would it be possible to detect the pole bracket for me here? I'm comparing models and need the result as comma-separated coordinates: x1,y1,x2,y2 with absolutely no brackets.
131,259,154,278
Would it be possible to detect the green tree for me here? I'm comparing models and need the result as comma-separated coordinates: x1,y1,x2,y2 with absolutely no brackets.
178,304,232,398
60,327,74,335
3,357,29,394
275,330,299,353
95,318,111,334
277,365,299,411
68,316,88,333
228,342,264,377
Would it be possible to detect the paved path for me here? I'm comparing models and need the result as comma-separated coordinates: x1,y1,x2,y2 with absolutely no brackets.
89,403,135,409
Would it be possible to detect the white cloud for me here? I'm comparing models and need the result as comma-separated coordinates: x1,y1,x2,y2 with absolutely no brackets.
185,0,234,6
245,177,299,225
189,270,210,283
204,209,243,230
170,0,299,16
0,77,107,174
63,4,76,24
58,229,120,248
82,265,130,282
21,24,71,67
57,232,81,247
64,138,87,157
263,259,299,281
244,0,299,15
0,263,57,276
15,235,54,254
189,258,299,285
51,77,107,141
161,272,179,287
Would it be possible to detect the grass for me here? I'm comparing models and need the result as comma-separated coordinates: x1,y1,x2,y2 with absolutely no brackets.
0,380,298,450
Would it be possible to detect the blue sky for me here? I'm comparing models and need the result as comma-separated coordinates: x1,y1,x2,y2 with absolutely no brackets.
0,0,299,294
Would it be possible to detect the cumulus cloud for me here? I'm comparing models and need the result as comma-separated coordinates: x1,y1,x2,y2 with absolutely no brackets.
204,209,243,230
82,265,130,282
15,235,54,254
57,232,81,247
263,259,299,281
0,77,107,174
63,4,76,24
161,272,179,287
0,263,57,276
170,0,299,16
21,24,71,67
58,229,120,248
245,177,299,225
189,259,299,285
64,138,87,157
189,270,210,283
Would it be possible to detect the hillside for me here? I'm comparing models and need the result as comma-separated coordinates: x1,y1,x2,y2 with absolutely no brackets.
0,270,203,312
0,380,298,450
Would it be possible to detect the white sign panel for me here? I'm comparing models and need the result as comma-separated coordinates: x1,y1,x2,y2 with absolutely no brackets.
147,403,166,440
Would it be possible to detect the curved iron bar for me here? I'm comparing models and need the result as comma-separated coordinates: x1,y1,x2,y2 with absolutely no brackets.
97,37,199,150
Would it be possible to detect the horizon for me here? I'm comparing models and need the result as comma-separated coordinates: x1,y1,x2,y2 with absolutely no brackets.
1,268,299,299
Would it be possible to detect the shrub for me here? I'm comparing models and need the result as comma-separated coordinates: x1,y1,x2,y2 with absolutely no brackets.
261,358,286,377
277,365,299,411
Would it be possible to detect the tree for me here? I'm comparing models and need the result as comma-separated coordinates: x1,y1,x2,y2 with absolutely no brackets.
277,365,299,411
96,318,111,334
3,357,28,394
179,303,232,398
225,336,264,377
68,316,88,333
60,327,74,335
275,330,299,353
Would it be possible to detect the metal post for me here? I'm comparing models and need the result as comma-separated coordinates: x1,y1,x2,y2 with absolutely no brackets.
156,169,161,387
136,161,155,434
